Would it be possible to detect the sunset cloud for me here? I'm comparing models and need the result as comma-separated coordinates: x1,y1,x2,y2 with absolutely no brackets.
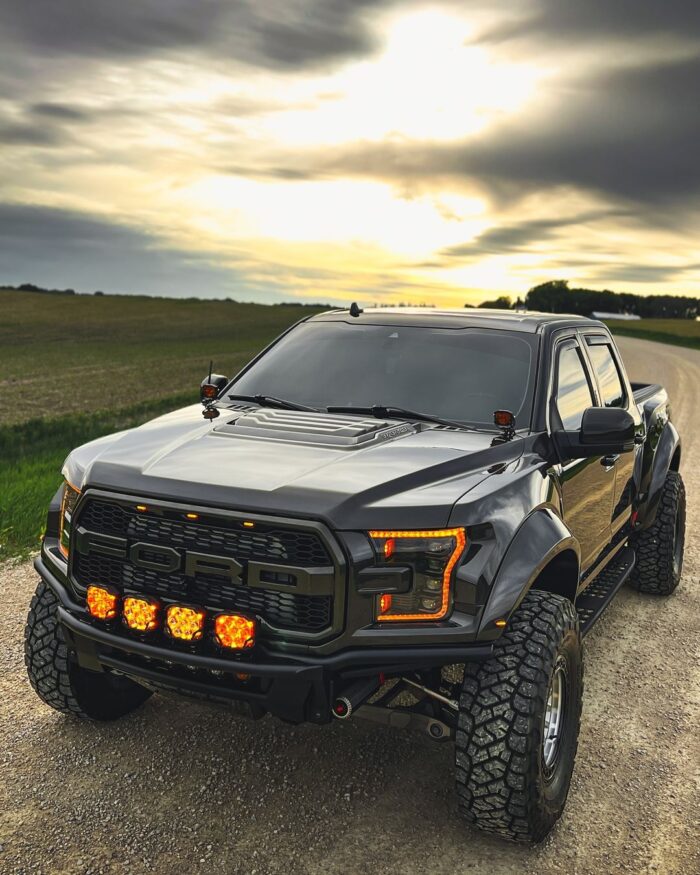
0,1,698,304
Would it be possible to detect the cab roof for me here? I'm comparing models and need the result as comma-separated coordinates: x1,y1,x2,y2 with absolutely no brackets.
310,306,605,334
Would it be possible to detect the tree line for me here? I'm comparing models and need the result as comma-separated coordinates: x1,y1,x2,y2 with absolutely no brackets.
473,280,699,318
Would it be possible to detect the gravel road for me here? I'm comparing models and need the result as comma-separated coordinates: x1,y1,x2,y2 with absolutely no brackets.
1,336,698,875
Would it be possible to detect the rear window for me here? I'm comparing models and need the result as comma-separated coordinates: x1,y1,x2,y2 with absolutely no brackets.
588,344,626,408
231,321,538,428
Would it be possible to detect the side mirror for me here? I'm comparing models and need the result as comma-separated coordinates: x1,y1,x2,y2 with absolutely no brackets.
200,373,228,403
555,407,635,461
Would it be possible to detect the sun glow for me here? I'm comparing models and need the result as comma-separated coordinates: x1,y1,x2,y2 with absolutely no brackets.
263,11,543,145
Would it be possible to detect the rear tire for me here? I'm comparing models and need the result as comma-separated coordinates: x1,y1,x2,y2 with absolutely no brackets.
629,470,685,595
455,591,583,843
25,580,152,720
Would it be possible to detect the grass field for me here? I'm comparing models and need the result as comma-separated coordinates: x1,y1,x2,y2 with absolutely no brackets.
606,318,700,350
0,289,326,559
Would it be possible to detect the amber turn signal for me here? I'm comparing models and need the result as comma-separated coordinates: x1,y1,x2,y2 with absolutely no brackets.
166,605,206,641
86,585,119,621
123,596,160,632
378,593,393,614
214,614,256,650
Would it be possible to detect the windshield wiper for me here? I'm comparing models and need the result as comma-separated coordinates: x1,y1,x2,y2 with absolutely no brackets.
326,405,475,431
227,393,319,412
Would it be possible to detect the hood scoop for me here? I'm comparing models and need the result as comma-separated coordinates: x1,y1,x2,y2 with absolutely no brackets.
212,408,416,449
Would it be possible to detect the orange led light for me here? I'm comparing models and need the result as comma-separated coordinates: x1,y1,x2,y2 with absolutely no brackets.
58,480,81,559
369,528,467,622
123,596,160,632
242,521,255,528
378,593,393,614
214,614,256,650
86,585,119,621
383,538,396,559
494,410,515,428
202,384,218,399
495,619,507,628
136,504,148,513
185,512,199,520
166,605,206,641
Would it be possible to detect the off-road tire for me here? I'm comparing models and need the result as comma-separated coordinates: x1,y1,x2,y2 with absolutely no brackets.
25,580,152,720
455,591,583,843
629,470,685,595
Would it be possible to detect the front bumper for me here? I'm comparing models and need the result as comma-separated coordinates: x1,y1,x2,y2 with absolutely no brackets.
38,553,492,724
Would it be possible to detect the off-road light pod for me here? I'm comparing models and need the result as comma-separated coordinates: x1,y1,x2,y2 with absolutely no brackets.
122,596,160,632
214,614,256,650
165,605,206,641
86,585,119,621
58,480,81,558
368,529,466,621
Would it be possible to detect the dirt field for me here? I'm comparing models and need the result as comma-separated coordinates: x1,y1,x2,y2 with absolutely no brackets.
1,335,698,875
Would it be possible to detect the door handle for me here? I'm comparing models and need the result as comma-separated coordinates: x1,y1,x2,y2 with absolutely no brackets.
601,454,619,469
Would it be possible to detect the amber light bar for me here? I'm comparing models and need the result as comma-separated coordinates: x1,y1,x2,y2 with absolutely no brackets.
369,528,466,622
84,591,257,651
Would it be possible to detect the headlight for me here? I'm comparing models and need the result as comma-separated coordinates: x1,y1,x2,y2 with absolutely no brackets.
368,528,466,622
59,480,81,559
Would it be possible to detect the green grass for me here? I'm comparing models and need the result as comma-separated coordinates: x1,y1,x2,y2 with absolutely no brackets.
606,318,700,350
0,289,327,427
0,289,328,559
0,392,198,560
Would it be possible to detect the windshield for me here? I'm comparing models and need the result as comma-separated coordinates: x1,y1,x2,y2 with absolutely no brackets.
229,321,537,428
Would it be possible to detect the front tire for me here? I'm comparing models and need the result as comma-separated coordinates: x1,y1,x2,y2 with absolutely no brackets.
455,591,583,843
25,580,152,720
629,470,685,595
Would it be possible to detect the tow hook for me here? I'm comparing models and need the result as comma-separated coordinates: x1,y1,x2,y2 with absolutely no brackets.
332,677,380,720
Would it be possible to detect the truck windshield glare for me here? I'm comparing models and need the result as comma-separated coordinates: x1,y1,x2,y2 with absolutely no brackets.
230,322,537,427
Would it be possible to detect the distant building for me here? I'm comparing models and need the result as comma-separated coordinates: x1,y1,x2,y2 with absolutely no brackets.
591,311,641,321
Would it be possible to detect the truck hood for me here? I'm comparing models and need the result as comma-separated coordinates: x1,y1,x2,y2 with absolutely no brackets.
66,404,524,529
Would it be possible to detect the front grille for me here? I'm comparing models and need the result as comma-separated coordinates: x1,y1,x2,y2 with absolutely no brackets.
72,497,334,634
78,499,331,566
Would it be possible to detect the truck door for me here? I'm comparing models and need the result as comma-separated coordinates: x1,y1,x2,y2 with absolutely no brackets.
582,335,637,536
552,338,616,572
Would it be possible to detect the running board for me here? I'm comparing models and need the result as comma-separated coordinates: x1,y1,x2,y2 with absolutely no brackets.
576,546,636,637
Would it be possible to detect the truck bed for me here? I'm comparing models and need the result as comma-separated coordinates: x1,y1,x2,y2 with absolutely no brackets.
631,382,663,404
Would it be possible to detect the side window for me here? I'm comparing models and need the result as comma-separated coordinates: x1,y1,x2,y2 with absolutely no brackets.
555,345,594,430
587,344,626,408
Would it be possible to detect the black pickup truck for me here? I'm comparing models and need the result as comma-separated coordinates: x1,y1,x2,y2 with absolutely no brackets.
25,307,685,842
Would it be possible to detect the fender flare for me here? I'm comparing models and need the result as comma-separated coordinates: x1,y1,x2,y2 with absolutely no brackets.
638,422,680,529
477,508,580,640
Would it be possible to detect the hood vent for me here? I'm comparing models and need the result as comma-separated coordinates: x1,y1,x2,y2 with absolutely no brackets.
212,408,416,449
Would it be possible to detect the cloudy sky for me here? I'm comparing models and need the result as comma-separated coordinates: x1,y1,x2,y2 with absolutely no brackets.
1,1,699,305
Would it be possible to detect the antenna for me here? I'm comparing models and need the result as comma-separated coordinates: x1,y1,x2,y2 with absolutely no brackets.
208,360,213,382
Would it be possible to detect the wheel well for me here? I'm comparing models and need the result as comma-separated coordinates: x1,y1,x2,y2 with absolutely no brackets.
670,446,681,471
530,549,579,604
